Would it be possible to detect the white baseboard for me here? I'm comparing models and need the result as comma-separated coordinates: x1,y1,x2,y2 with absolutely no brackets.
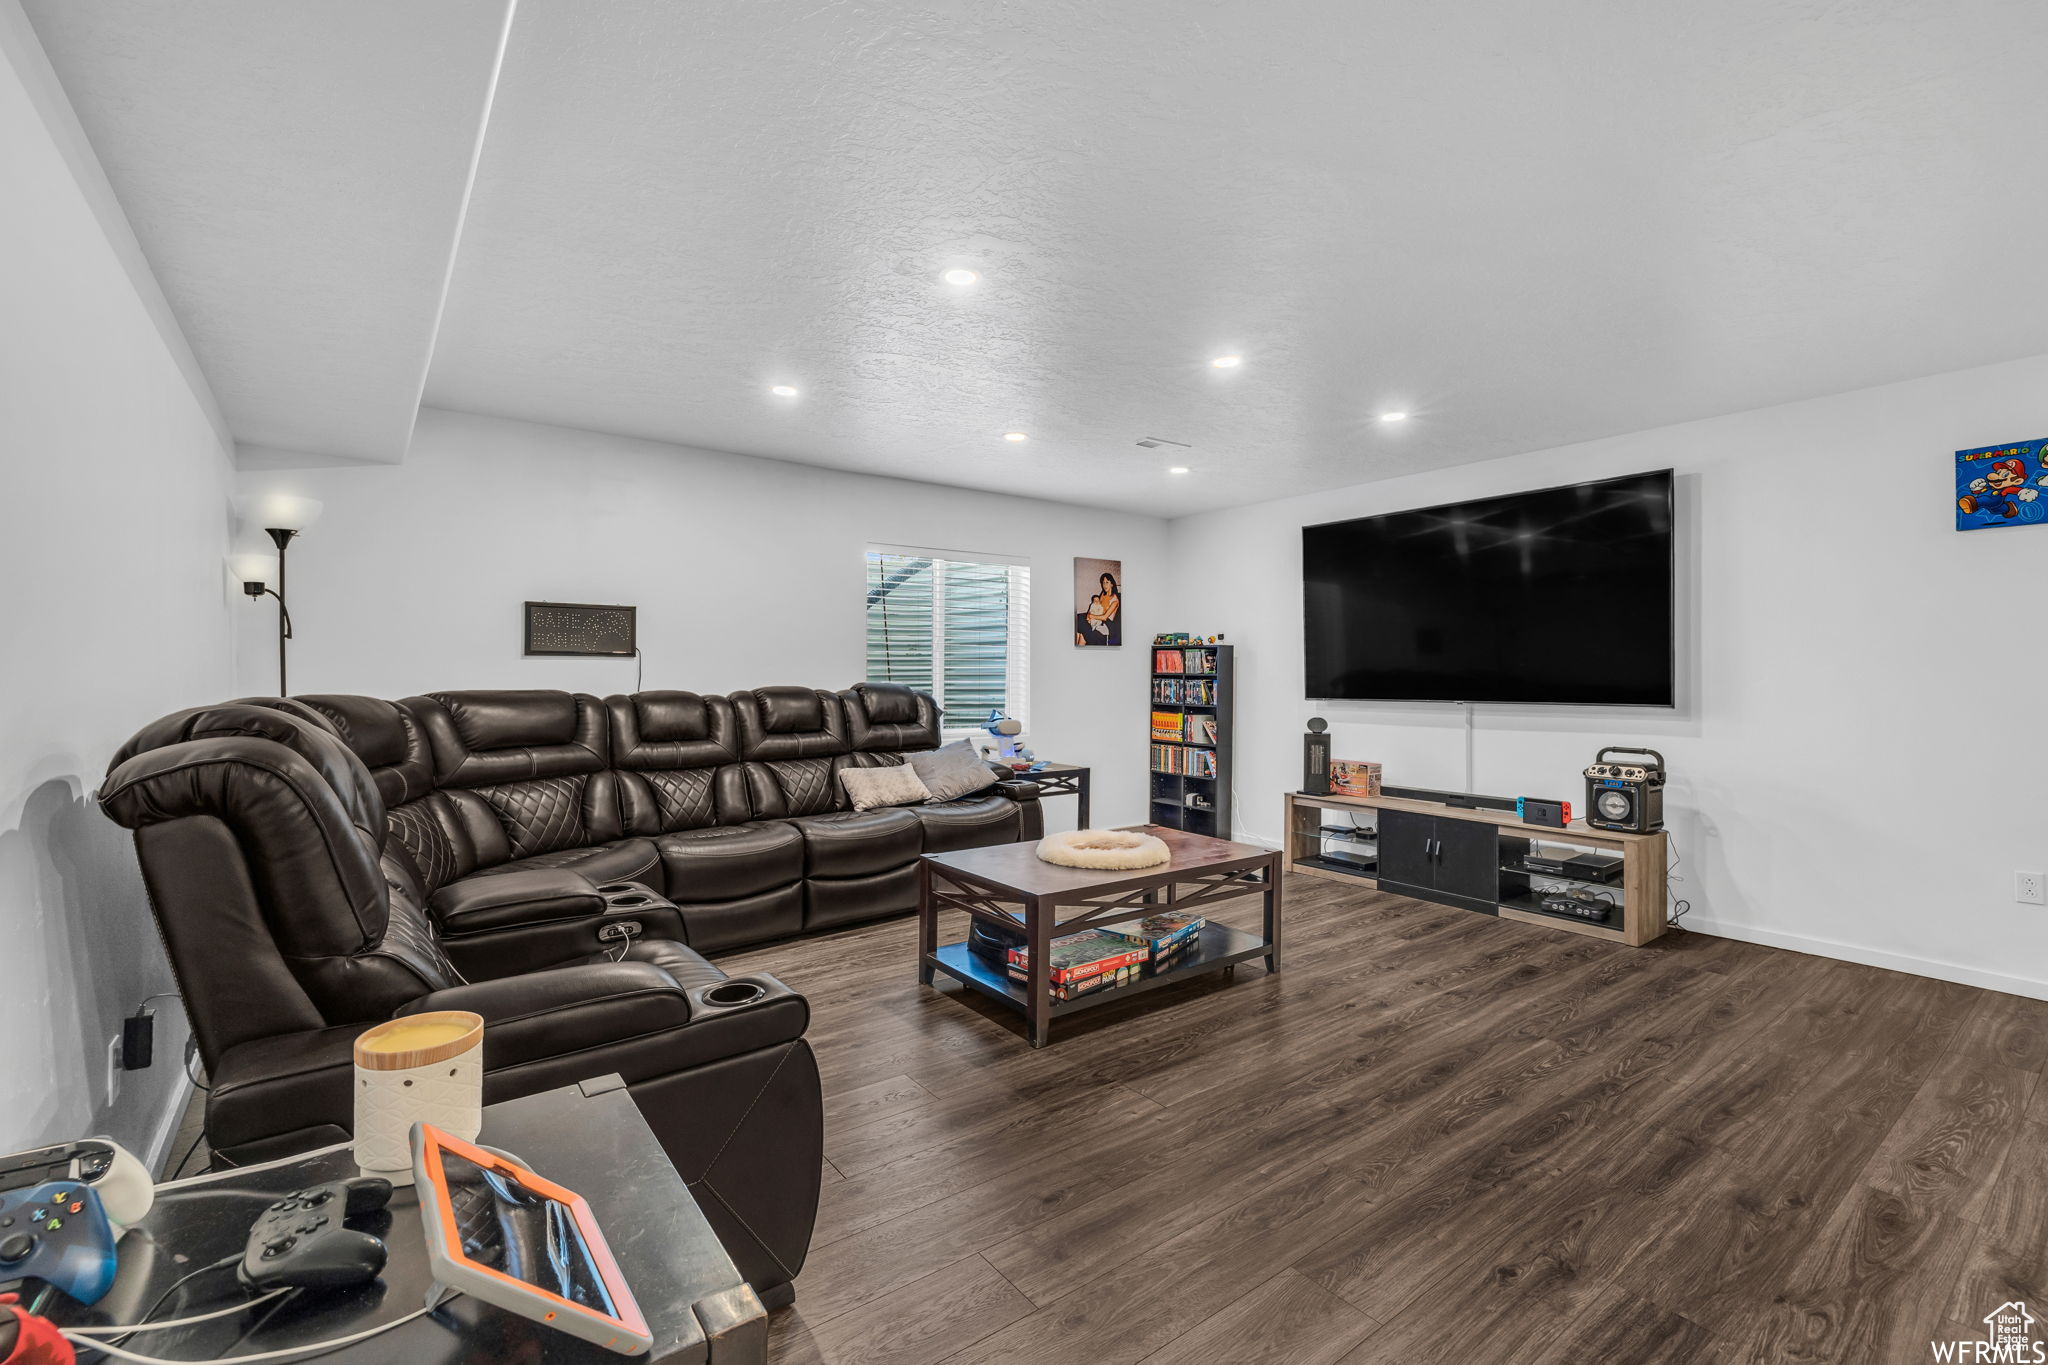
1681,915,2048,1002
142,1073,195,1177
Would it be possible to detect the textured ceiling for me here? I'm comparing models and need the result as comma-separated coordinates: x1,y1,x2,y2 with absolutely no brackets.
30,0,2048,512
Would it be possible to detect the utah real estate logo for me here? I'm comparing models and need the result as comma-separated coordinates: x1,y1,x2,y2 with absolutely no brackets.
1933,1302,2042,1362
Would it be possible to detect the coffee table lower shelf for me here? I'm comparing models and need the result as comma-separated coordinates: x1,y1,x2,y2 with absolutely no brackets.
926,921,1271,1020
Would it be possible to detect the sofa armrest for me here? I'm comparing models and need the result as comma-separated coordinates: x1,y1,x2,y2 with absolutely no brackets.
428,868,607,935
208,1024,363,1155
995,779,1041,801
402,962,692,1069
404,961,811,1078
431,874,689,981
209,962,812,1163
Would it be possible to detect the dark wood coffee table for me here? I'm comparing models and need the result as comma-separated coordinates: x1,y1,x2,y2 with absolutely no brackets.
917,826,1282,1047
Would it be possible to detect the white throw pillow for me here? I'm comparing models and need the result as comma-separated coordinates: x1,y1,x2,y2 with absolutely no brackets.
839,763,932,811
907,740,1000,803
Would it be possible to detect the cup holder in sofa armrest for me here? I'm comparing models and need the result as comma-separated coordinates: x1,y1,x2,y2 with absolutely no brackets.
702,981,768,1008
684,974,800,1019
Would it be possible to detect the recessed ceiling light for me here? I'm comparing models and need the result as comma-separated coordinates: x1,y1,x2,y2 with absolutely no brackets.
1210,355,1242,369
1168,466,1191,475
1003,432,1028,442
770,385,799,397
1378,410,1409,422
942,268,980,286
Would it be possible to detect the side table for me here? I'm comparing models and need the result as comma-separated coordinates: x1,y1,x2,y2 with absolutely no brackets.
54,1076,765,1364
1024,763,1090,828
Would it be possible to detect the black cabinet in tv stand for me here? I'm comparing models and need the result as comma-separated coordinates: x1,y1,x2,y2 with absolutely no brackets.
1376,808,1499,915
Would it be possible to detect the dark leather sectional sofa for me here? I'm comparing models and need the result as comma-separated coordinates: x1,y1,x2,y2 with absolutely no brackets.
96,681,1041,1308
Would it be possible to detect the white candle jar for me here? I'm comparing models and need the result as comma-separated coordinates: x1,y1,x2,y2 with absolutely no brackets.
352,1011,484,1185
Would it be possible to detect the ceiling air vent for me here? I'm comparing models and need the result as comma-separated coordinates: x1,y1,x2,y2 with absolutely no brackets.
1135,437,1192,450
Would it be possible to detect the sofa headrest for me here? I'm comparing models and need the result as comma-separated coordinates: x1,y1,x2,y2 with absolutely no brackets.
296,694,435,806
404,691,607,787
102,701,384,838
294,694,406,766
429,690,578,750
631,691,710,742
605,691,739,770
840,683,942,753
731,687,848,761
757,686,824,734
850,682,920,725
98,729,392,958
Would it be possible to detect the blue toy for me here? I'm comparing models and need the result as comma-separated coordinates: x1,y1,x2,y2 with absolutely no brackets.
0,1178,119,1304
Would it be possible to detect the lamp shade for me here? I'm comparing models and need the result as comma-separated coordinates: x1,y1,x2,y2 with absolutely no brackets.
230,552,278,588
236,492,323,534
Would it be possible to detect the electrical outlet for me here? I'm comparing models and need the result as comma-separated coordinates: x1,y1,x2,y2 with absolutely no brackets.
2019,871,2046,906
105,1035,123,1107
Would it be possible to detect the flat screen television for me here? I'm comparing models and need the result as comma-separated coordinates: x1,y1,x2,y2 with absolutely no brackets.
1302,469,1675,706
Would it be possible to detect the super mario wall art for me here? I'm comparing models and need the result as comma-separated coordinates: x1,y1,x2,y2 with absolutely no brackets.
1957,438,2048,530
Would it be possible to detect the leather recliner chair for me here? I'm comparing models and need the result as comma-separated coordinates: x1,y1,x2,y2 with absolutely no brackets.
96,698,824,1307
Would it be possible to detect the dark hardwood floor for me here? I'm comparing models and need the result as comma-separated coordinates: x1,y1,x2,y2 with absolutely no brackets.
718,873,2048,1365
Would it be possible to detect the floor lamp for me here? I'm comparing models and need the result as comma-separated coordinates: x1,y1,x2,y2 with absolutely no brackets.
234,494,322,696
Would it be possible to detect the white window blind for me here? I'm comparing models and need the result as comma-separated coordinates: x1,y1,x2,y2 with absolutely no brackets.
865,549,1030,731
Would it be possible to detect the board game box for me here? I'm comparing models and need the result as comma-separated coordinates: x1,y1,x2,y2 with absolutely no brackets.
1103,911,1206,965
1330,760,1382,798
1006,928,1151,985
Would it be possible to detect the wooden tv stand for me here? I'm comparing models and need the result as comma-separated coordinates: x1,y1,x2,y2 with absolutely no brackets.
1283,790,1669,946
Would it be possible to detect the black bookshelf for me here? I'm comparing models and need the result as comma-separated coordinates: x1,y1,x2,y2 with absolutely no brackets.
1147,642,1233,841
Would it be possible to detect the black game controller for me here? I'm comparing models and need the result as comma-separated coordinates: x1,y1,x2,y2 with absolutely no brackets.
238,1176,393,1292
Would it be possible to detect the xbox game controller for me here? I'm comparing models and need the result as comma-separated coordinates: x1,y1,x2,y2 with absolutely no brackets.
0,1137,152,1230
0,1178,119,1304
239,1176,393,1292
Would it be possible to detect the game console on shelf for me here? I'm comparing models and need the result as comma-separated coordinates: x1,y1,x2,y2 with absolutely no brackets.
1541,887,1616,923
1514,796,1571,828
0,1139,152,1308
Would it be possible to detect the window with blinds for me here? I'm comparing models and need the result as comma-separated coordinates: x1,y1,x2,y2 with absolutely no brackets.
865,548,1030,731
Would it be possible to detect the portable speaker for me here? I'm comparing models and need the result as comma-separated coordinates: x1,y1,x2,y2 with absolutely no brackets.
1303,718,1331,795
1583,745,1667,833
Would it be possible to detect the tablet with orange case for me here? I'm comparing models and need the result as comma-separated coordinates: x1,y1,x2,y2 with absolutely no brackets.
411,1123,652,1356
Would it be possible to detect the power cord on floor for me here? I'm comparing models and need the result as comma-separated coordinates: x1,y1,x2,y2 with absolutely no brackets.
1666,833,1692,929
168,1129,207,1181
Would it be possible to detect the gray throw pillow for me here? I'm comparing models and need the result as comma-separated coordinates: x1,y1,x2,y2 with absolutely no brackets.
907,739,1000,803
839,763,932,811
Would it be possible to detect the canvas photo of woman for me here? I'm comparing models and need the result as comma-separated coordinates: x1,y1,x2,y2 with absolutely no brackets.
1074,558,1122,647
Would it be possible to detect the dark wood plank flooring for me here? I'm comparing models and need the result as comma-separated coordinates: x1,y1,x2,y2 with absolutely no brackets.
717,873,2048,1365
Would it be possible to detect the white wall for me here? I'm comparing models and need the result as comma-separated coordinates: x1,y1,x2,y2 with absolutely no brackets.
0,3,235,1163
1168,353,2048,999
237,408,1170,831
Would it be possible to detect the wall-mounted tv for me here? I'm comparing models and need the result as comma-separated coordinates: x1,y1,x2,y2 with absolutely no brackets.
1303,469,1675,706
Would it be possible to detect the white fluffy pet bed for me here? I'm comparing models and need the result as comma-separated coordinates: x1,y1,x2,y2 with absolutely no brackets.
1036,828,1171,869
